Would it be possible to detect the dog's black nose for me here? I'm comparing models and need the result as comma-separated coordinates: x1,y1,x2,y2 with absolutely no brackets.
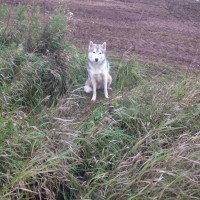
95,58,98,62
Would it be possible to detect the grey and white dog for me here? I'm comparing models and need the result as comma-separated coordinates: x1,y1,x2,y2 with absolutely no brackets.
84,41,112,101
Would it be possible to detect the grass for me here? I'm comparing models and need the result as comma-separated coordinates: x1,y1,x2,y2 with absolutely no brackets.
71,65,199,200
0,3,200,200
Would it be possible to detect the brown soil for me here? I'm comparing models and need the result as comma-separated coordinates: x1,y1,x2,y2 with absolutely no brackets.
3,0,200,69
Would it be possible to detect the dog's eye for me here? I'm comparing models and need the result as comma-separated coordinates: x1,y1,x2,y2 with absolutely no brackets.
99,52,102,54
93,51,95,53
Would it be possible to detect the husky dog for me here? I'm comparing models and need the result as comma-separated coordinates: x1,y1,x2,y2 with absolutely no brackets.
84,41,112,101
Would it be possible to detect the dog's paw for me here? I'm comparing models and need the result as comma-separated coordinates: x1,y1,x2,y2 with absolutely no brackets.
91,97,96,102
105,95,109,99
84,85,92,93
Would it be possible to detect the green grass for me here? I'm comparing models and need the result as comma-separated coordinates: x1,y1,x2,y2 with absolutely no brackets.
70,64,199,200
0,3,200,200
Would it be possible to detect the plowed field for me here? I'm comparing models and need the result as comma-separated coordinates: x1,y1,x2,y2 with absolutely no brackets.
4,0,200,68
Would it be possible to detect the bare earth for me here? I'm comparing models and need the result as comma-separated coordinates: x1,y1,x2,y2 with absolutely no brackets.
4,0,200,68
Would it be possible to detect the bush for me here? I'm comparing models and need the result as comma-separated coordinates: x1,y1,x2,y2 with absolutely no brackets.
0,5,68,52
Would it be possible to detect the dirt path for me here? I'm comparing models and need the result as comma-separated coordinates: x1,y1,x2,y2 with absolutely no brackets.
4,0,200,68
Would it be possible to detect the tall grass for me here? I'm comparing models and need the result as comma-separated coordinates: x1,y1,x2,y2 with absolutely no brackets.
0,3,200,200
71,64,200,199
0,5,87,111
0,4,85,199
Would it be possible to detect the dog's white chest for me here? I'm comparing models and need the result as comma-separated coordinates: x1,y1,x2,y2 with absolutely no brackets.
88,62,108,76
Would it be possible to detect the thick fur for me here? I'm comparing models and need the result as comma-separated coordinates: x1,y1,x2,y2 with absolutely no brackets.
84,41,112,101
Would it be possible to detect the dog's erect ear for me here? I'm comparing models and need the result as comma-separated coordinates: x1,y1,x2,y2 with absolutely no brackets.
89,41,94,50
102,42,106,52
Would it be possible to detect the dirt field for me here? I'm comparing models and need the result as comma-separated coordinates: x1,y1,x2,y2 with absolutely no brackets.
3,0,200,68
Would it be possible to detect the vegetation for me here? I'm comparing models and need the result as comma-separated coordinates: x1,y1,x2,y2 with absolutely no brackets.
0,4,199,200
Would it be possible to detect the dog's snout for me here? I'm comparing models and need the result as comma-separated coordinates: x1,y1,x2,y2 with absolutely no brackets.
95,58,98,62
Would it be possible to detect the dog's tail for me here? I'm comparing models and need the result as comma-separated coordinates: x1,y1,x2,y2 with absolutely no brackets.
84,85,92,93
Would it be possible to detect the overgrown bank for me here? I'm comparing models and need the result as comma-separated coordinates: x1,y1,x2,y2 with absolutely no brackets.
0,5,200,200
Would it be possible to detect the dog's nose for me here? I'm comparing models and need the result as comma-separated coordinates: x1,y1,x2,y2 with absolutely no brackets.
95,58,98,62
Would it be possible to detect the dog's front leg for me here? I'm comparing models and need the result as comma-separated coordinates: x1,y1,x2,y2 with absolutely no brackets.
103,74,109,99
91,77,97,101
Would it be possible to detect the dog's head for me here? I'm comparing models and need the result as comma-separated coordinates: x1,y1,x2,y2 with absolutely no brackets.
88,41,106,64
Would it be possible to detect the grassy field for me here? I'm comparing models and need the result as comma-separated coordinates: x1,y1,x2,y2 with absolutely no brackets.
0,4,200,200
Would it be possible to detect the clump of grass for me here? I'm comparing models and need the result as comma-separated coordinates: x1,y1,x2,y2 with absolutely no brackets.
0,5,68,53
114,56,145,91
0,4,86,111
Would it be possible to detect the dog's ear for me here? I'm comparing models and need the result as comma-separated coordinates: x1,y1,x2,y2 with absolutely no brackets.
89,41,94,50
102,42,106,52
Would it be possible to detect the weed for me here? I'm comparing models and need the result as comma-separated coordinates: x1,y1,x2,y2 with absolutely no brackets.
114,56,145,91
